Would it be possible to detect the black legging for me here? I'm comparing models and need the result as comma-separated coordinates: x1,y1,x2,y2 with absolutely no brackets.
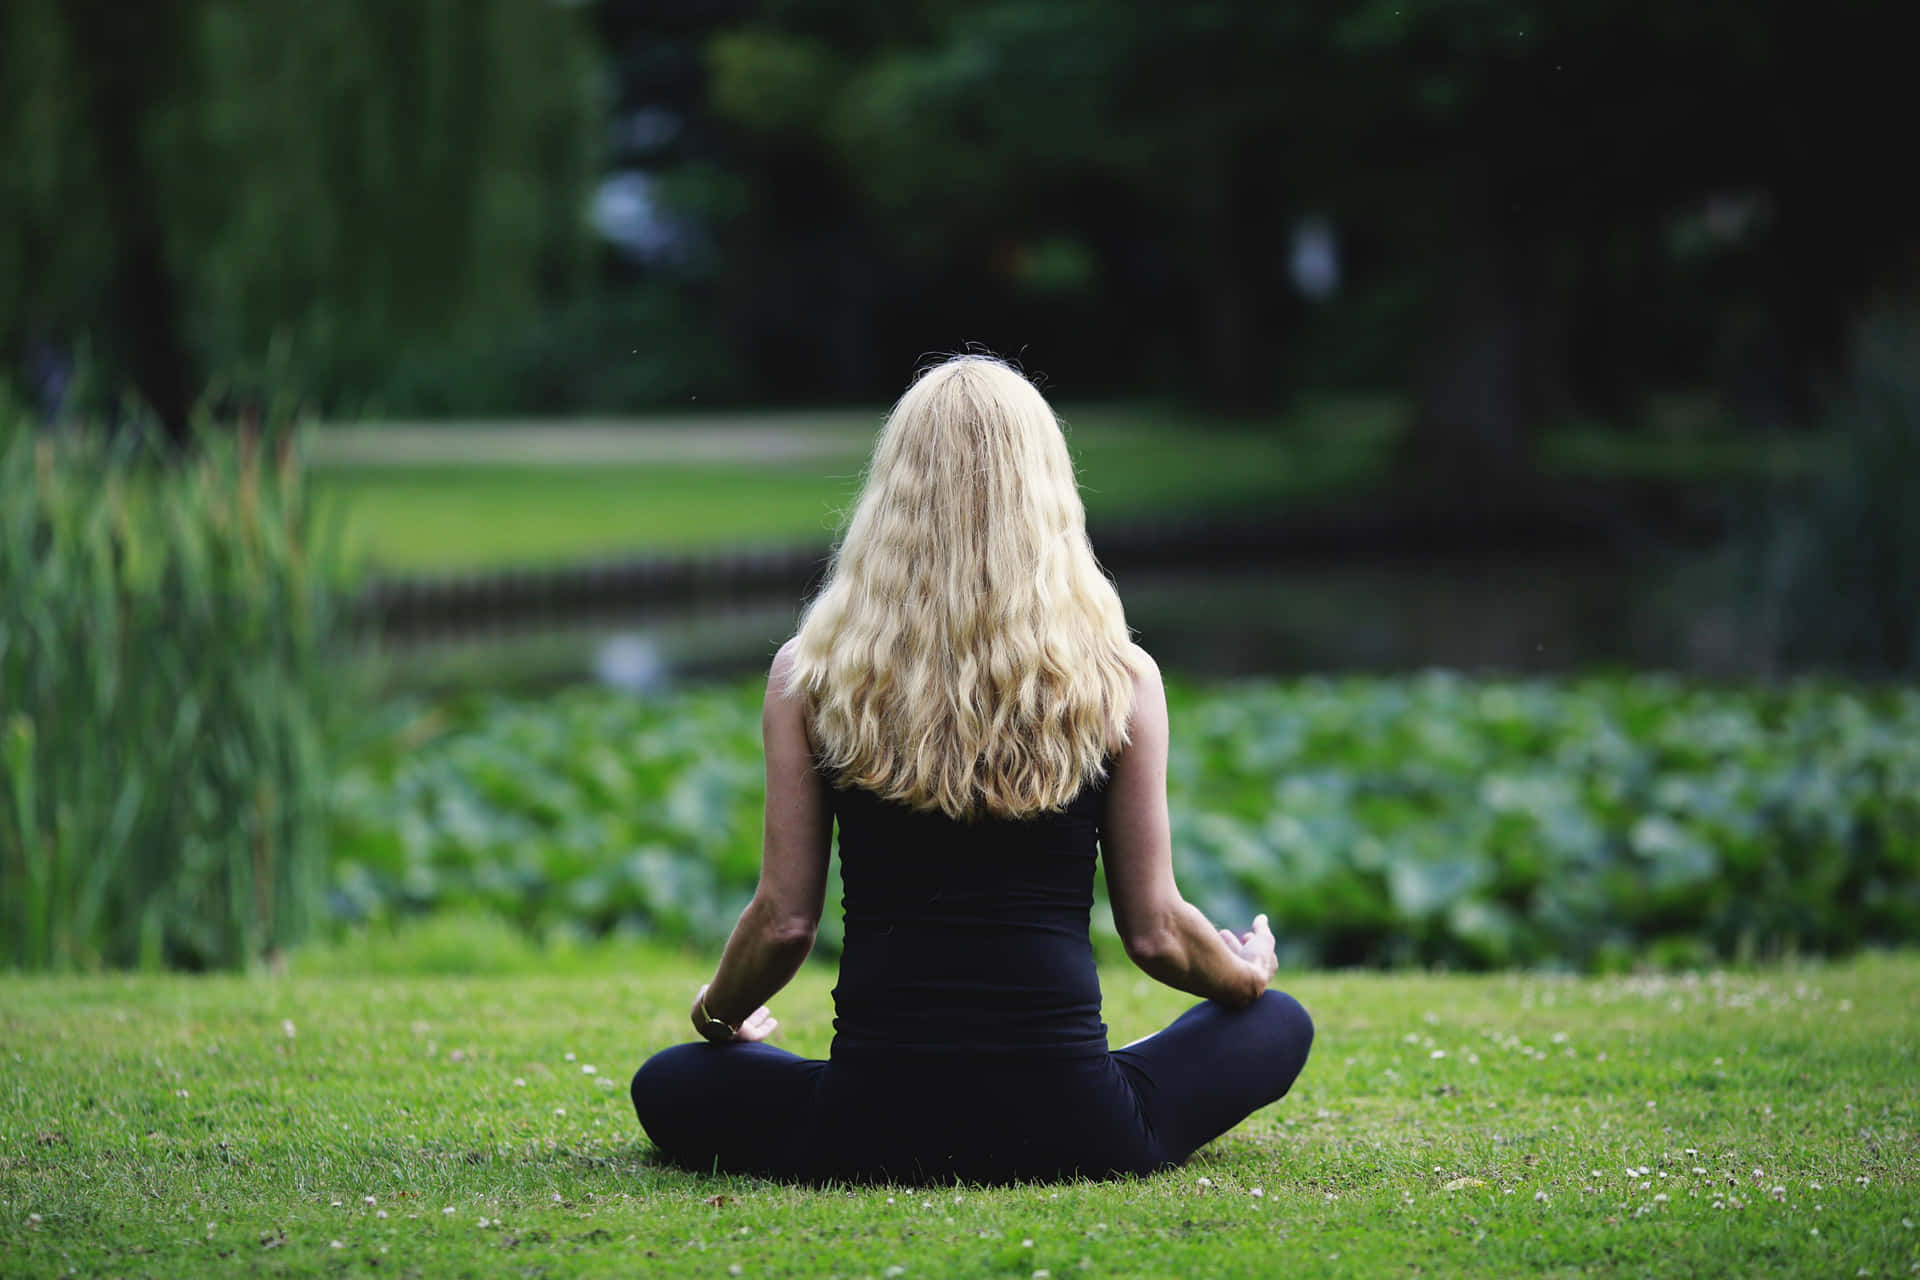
630,989,1314,1185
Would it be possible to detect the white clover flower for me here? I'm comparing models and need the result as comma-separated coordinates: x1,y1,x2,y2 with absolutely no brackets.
582,1064,597,1075
1534,1191,1549,1203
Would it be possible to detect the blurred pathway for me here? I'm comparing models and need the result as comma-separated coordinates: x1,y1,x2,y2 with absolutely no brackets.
310,412,878,466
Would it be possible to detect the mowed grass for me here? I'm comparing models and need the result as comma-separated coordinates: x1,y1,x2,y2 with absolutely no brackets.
4,952,1917,1278
310,401,1401,571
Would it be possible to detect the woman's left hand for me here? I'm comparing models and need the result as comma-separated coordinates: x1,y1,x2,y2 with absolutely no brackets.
690,983,779,1044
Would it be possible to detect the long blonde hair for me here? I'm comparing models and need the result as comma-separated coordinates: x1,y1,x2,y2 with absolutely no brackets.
786,354,1141,820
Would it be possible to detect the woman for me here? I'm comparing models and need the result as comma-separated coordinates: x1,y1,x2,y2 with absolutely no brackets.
630,354,1313,1184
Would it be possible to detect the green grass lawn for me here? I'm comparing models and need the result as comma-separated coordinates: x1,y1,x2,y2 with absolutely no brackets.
310,401,1401,571
5,950,1916,1278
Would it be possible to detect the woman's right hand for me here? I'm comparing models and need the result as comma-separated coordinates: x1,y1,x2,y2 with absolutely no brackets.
1219,913,1278,989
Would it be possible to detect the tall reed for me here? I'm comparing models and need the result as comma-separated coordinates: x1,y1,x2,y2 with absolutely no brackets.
0,396,358,970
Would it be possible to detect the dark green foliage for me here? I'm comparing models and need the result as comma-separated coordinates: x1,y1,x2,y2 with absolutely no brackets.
329,673,1920,970
0,403,360,969
367,289,742,418
0,0,601,421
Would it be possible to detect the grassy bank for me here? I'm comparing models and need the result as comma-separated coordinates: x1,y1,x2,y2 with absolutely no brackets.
310,401,1402,570
309,397,1827,573
3,951,1915,1278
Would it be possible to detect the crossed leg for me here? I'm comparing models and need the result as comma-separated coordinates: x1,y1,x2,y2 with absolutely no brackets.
1110,988,1315,1165
631,989,1314,1180
629,1040,827,1178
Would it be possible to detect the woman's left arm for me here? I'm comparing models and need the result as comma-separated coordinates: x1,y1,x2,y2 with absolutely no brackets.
689,640,832,1043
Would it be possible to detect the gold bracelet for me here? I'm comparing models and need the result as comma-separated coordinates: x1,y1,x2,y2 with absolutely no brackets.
697,993,738,1040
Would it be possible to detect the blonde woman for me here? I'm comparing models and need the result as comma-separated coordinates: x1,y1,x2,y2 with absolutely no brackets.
630,354,1313,1184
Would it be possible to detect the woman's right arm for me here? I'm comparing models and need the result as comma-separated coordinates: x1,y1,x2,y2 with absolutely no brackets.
1101,647,1276,1008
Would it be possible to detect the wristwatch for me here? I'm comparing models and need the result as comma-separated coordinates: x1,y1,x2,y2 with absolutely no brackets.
697,993,738,1041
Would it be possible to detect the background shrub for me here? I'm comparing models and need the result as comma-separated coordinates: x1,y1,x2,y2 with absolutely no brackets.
0,402,359,970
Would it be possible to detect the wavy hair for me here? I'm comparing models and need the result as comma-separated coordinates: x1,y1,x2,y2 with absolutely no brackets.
786,354,1142,820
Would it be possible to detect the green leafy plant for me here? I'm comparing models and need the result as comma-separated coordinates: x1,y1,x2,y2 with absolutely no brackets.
329,673,1920,970
0,399,360,969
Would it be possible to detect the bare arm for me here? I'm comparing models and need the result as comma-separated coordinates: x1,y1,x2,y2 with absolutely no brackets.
1101,648,1275,1008
691,639,832,1041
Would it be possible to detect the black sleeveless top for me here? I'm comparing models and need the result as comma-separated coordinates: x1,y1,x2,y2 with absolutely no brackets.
825,768,1113,1060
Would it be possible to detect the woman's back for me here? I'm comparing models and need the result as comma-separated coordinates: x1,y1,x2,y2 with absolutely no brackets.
827,772,1111,1059
629,356,1310,1185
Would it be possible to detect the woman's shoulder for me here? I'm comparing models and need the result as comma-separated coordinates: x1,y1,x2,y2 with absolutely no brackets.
1123,641,1161,687
1108,642,1164,756
771,635,803,684
764,637,829,771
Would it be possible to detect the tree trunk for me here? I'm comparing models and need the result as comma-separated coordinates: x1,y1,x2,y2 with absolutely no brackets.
1400,173,1565,505
62,0,200,443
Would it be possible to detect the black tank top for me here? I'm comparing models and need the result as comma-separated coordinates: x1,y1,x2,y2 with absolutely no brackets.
825,768,1112,1059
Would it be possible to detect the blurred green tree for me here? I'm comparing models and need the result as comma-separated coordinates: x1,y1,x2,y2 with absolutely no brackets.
0,0,601,436
702,0,1912,487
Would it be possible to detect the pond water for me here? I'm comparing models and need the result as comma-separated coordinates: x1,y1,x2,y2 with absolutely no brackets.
367,549,1756,695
